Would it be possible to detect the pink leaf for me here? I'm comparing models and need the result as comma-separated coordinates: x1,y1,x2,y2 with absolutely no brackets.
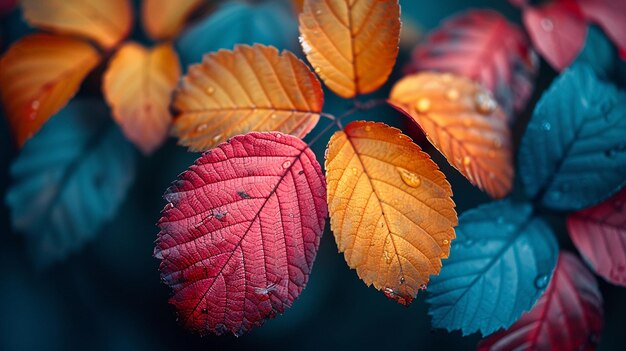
568,188,626,286
577,0,626,58
479,252,603,351
154,132,327,336
523,1,587,71
409,10,537,120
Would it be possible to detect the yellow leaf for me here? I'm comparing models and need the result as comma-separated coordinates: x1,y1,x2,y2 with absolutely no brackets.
172,44,324,151
299,0,400,98
326,121,457,305
103,42,181,154
0,34,100,146
141,0,204,40
21,0,133,49
389,72,514,198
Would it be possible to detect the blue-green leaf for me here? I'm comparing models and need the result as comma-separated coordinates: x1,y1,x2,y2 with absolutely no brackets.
575,25,617,80
176,1,298,67
427,200,558,336
519,64,626,211
5,98,137,266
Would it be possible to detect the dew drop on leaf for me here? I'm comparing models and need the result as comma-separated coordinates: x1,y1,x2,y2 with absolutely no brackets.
474,92,497,114
415,97,431,112
446,89,460,101
196,124,207,132
542,121,552,131
443,239,449,245
213,134,222,142
396,167,422,188
206,86,215,94
282,160,291,169
463,156,471,166
534,274,549,289
540,17,554,32
351,167,358,175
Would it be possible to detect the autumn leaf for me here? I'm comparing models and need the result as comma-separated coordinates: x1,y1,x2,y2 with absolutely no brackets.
21,0,133,50
409,10,538,119
0,34,100,146
103,42,181,154
141,0,204,40
523,1,588,71
325,121,457,305
155,132,327,336
5,98,136,266
172,44,323,152
389,72,513,198
577,0,626,58
428,200,559,336
298,0,400,98
568,188,626,286
479,252,603,350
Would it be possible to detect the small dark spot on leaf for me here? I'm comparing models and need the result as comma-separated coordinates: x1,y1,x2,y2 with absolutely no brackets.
237,191,251,199
201,308,208,314
298,170,305,175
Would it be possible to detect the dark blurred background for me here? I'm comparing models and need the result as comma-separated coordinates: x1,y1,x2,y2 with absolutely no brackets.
1,0,626,350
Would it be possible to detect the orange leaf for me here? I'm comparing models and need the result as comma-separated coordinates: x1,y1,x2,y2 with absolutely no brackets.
172,44,323,152
141,0,203,40
0,34,100,146
325,121,457,305
103,42,181,154
298,0,400,98
21,0,133,49
389,72,513,198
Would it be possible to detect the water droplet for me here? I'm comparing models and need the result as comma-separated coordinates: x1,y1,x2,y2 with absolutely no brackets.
463,156,471,166
314,66,321,73
534,274,549,289
315,9,322,15
213,134,222,142
271,113,277,120
364,125,372,132
275,133,282,138
540,17,554,32
442,239,449,245
542,121,551,131
384,250,392,264
195,124,208,132
351,167,358,175
165,202,174,210
399,276,405,284
282,160,291,169
446,89,460,101
475,92,496,114
419,283,427,291
415,98,431,113
201,308,208,314
396,167,421,188
206,86,215,95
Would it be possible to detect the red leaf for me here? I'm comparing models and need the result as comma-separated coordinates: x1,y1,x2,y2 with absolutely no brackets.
409,10,537,119
479,252,603,351
523,1,587,71
577,0,626,57
154,132,327,336
568,188,626,286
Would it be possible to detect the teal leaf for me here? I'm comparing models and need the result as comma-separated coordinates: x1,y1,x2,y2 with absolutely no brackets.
5,98,137,266
176,1,298,67
427,200,558,336
519,64,626,211
575,25,617,80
